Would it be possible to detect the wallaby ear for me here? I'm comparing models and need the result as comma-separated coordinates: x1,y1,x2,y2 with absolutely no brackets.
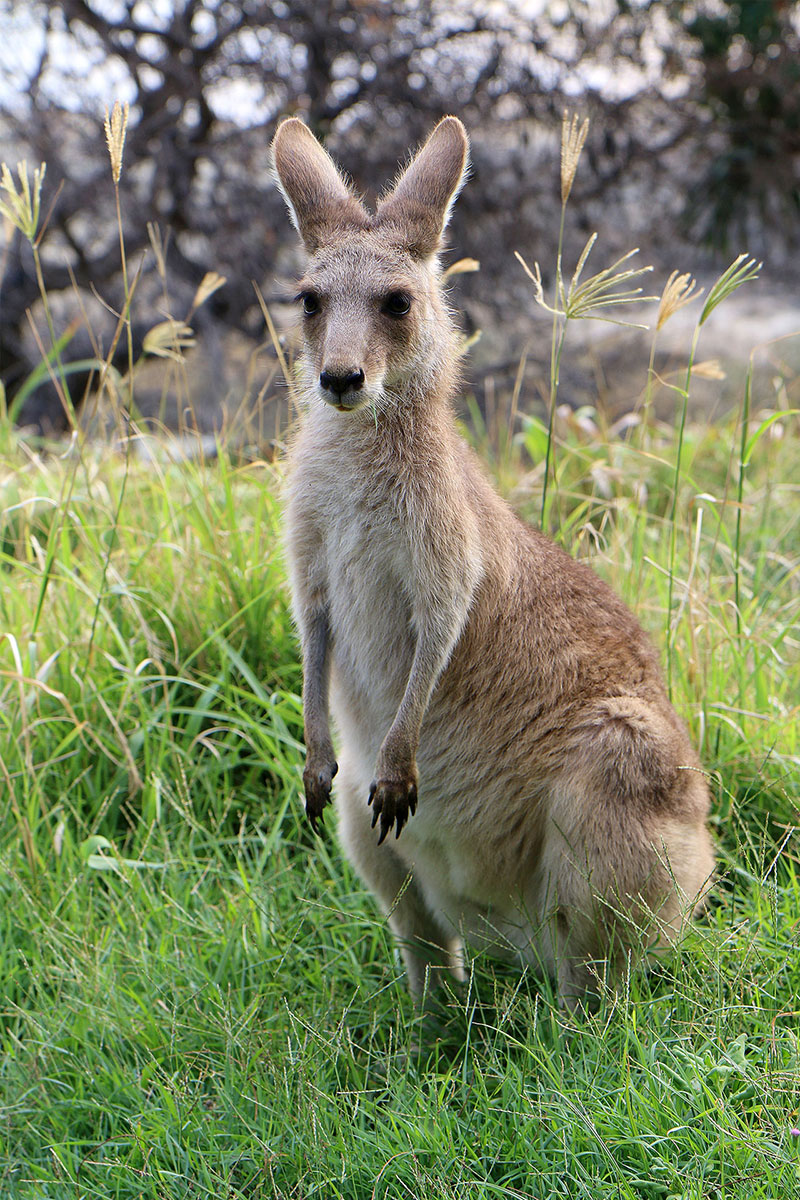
271,118,369,252
376,117,469,258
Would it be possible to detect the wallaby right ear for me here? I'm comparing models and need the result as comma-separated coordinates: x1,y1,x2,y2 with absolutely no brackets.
272,118,368,252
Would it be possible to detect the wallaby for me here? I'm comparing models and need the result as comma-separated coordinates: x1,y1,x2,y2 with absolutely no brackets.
272,115,714,1007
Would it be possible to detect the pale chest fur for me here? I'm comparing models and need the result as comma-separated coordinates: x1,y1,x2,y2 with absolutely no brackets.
286,410,535,906
286,414,422,744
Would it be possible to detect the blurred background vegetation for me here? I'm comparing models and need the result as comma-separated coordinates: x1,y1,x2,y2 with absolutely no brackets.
0,0,799,435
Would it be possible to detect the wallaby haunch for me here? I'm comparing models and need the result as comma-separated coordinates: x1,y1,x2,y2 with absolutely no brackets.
272,115,714,1006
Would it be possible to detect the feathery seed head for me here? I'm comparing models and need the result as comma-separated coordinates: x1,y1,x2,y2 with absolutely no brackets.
442,257,480,279
560,111,589,205
700,254,761,326
0,160,46,243
191,271,227,312
514,251,545,306
657,271,702,330
104,101,129,184
692,359,726,381
517,240,655,328
143,319,196,362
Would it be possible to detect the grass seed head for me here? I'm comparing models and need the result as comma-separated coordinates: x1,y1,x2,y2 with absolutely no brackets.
700,254,761,326
561,111,589,205
442,257,481,279
657,271,702,330
517,241,655,327
692,359,726,380
0,160,46,243
104,101,130,184
143,319,196,361
514,251,545,306
191,271,227,312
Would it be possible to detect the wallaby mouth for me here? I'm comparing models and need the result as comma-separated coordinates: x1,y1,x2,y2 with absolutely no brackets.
322,392,368,413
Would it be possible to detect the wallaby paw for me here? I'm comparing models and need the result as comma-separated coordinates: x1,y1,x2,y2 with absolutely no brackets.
303,757,338,833
368,775,418,844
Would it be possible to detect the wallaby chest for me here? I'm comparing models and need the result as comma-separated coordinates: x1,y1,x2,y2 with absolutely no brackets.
289,423,419,708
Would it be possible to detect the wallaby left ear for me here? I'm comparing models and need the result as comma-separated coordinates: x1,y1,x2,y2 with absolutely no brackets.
376,116,469,258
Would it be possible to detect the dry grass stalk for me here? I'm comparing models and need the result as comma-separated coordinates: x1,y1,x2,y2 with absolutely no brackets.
147,221,169,280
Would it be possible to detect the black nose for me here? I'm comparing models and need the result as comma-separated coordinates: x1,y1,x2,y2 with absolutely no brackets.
319,368,365,396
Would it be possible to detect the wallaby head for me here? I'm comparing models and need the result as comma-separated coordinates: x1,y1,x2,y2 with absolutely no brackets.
271,116,469,414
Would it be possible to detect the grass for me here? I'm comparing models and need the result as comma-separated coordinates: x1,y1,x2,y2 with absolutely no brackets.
0,390,797,1198
2,111,800,1199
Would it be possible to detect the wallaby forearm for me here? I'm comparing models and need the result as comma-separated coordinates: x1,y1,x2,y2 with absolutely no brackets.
381,606,467,763
370,590,475,842
301,606,337,829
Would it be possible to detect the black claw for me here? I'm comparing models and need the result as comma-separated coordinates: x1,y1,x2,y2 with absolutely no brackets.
306,804,325,834
368,776,418,844
302,756,337,837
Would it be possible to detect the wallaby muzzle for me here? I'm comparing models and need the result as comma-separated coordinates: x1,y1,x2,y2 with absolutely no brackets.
319,367,365,404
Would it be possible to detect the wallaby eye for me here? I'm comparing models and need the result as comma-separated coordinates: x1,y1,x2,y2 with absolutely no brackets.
299,291,320,316
383,291,412,317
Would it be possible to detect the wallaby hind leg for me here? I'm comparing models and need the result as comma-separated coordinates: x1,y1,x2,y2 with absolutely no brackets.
534,701,714,1007
336,763,463,1001
536,810,680,1009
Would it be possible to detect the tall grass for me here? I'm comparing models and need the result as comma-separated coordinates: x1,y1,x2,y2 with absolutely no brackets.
0,109,799,1198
